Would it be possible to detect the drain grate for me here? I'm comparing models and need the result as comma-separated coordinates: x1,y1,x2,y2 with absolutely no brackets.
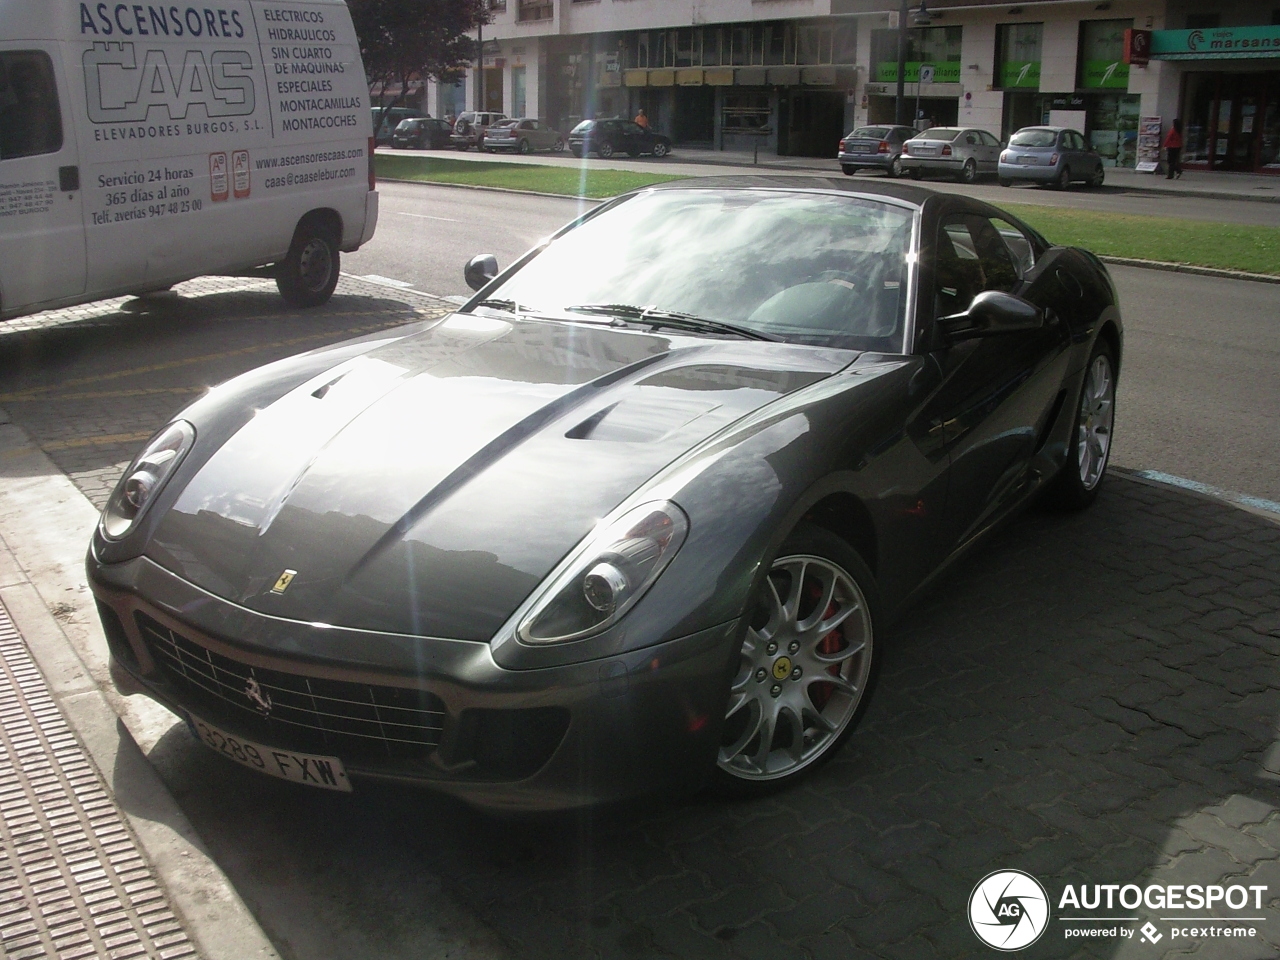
0,599,199,960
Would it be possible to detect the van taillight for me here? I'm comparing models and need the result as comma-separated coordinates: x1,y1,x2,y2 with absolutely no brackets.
368,137,376,190
878,140,890,153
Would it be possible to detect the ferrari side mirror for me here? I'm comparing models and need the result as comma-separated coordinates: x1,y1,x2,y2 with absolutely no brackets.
465,254,499,291
940,290,1043,340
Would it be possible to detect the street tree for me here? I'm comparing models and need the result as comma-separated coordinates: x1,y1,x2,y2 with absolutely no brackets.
349,0,490,123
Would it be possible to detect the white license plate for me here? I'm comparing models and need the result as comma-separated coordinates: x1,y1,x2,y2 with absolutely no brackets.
1017,156,1036,164
189,714,352,792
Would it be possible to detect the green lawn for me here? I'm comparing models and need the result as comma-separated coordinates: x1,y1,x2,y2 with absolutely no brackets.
376,154,1280,275
1003,203,1280,277
375,154,685,199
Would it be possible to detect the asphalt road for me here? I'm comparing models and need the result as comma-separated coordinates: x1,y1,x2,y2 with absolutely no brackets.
377,147,1280,227
347,181,1280,504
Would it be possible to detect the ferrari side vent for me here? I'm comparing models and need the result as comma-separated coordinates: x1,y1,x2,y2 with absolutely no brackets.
1034,389,1068,454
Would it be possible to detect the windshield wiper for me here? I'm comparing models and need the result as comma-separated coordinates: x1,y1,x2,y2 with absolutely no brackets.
564,303,779,342
471,298,529,314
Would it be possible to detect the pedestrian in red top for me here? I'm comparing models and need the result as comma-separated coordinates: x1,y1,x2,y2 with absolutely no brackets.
1163,119,1183,179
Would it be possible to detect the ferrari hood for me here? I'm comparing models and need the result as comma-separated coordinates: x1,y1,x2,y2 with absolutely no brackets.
148,314,853,640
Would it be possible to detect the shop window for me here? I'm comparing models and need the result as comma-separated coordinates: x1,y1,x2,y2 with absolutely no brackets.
1086,93,1139,167
995,22,1042,90
1078,19,1132,90
0,52,63,161
723,93,771,133
872,25,962,84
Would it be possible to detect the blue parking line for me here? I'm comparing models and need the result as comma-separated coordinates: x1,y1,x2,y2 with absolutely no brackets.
1132,470,1280,518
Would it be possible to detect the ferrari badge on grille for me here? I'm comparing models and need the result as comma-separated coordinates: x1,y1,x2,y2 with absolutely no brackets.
244,676,273,717
271,569,297,594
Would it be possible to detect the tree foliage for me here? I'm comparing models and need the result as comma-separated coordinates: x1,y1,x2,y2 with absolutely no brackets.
349,0,490,113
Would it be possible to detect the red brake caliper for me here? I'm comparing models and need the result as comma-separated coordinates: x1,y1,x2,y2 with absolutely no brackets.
809,591,844,711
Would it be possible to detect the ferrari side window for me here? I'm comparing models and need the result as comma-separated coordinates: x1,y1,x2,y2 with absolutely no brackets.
992,217,1037,275
967,217,1021,292
935,221,985,317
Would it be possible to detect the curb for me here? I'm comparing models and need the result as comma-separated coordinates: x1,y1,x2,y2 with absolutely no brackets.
378,175,605,202
1096,256,1280,285
0,413,280,960
1112,468,1280,526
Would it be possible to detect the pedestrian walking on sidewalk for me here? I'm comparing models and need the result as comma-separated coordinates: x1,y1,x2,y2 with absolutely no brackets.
1164,118,1183,179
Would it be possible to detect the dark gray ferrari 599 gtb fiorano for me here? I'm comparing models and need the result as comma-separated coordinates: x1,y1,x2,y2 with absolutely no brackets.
88,178,1122,811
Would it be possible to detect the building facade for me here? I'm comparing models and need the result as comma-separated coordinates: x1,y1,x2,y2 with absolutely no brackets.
418,0,1280,173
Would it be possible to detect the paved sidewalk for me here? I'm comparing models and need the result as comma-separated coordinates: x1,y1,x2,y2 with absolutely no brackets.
0,598,197,960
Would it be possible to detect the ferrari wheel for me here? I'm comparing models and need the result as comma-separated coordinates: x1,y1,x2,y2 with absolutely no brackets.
1045,340,1116,510
715,525,878,794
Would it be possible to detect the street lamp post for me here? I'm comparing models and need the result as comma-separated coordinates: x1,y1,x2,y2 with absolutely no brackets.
477,19,484,112
894,0,930,128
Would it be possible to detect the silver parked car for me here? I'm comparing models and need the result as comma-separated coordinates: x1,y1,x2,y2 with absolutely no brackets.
482,118,566,154
838,125,915,178
998,127,1105,190
901,127,1002,183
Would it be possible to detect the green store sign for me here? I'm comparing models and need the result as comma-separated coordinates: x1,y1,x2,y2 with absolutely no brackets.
875,61,962,84
1080,59,1130,89
999,60,1040,89
1151,25,1280,60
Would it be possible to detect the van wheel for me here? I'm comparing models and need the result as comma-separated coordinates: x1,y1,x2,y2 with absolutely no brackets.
277,227,340,308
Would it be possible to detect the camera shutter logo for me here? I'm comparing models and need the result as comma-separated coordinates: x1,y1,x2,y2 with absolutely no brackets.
969,870,1050,951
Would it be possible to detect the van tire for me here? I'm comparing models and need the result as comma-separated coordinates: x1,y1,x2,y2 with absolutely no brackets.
277,225,340,308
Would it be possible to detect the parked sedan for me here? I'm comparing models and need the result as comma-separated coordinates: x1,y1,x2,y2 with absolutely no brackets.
390,117,453,150
998,126,1106,189
482,118,565,154
838,125,915,178
901,127,1002,183
569,118,671,158
90,179,1121,812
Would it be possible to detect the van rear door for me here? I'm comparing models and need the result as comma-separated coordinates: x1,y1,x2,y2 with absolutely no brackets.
0,45,86,316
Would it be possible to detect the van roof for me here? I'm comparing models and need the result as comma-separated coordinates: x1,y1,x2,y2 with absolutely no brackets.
0,0,349,40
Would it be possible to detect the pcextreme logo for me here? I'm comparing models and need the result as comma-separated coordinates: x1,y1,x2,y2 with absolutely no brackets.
969,871,1269,950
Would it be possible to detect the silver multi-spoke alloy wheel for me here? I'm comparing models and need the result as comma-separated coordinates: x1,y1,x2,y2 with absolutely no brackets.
1077,352,1115,490
718,554,873,782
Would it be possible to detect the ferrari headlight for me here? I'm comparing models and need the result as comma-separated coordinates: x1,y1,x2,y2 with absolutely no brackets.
518,502,688,644
101,421,195,540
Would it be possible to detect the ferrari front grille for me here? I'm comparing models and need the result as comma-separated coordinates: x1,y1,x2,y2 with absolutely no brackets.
136,613,446,762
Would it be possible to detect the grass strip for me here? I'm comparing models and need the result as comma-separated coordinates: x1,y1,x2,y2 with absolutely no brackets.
1003,203,1280,276
376,154,685,199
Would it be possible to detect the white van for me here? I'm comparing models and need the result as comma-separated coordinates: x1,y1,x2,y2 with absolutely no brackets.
0,0,378,320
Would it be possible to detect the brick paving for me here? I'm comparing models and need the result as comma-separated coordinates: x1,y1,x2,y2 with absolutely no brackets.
0,599,198,960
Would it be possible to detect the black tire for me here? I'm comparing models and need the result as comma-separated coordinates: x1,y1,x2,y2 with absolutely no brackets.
570,147,582,158
998,177,1012,187
553,138,565,153
652,141,670,158
276,223,340,308
1088,164,1105,188
888,157,903,178
518,138,531,155
1044,338,1117,510
627,148,641,158
711,523,881,798
598,141,615,159
909,166,923,180
957,158,978,183
456,143,469,152
841,164,857,176
1054,166,1071,190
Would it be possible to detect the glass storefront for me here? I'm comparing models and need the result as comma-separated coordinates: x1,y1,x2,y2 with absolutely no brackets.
1183,72,1280,171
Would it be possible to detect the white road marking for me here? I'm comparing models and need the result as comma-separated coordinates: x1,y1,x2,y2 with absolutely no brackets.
1131,470,1280,520
358,275,415,289
395,212,461,222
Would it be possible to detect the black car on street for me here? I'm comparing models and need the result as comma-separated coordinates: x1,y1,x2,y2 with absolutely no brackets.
390,117,453,150
569,118,672,159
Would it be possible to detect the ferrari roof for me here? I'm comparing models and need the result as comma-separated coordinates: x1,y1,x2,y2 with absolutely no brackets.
644,176,941,208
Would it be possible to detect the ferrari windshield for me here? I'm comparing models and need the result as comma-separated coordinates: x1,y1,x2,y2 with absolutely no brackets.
481,189,915,352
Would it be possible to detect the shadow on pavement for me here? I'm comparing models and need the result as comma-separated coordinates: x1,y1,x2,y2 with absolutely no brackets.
125,477,1280,960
